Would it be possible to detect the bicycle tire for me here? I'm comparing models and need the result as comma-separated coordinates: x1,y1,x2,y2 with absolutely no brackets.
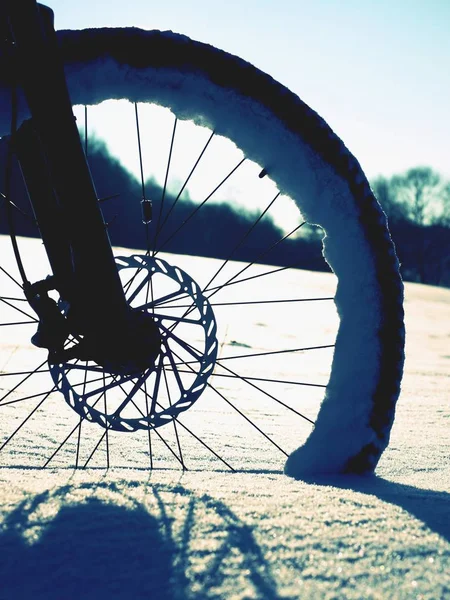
0,27,404,476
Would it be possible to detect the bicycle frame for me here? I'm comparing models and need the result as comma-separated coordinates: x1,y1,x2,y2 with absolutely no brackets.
3,1,130,349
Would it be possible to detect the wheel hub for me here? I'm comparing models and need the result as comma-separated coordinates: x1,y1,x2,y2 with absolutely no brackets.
49,255,218,432
78,308,162,377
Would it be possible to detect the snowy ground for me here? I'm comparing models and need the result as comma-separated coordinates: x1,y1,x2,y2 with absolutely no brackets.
0,238,449,599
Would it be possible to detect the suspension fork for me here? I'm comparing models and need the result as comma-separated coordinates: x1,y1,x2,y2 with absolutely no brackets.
5,1,130,340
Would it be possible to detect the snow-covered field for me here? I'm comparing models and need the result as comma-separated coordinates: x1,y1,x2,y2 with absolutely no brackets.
0,238,448,599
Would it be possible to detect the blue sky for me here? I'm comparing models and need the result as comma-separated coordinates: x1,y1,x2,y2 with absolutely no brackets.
46,0,449,179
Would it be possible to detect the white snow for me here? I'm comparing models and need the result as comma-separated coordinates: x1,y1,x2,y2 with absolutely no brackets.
0,238,448,598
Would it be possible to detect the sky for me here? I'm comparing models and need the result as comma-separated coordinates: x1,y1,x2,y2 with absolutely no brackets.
44,0,450,180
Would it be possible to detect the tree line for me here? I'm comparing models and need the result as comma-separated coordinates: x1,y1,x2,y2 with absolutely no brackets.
1,136,448,287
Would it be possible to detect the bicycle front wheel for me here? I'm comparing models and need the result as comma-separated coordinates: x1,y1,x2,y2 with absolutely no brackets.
0,27,404,475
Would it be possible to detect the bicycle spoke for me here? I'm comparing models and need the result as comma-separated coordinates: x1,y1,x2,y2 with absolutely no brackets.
212,360,315,425
145,258,153,309
0,388,59,408
0,385,57,453
217,344,334,363
135,288,190,312
144,378,153,469
207,261,303,295
123,265,147,297
0,368,111,408
0,356,50,406
151,424,187,469
0,296,28,302
155,129,215,242
0,320,36,326
149,354,164,417
43,418,81,468
64,363,108,374
83,428,109,468
207,381,289,457
209,297,334,306
153,115,177,253
159,323,204,362
0,265,23,290
202,192,281,296
0,368,50,378
163,345,187,400
151,296,334,309
125,271,153,306
0,297,37,321
81,371,138,401
169,417,235,471
84,105,88,157
103,373,110,468
155,157,246,254
169,368,326,390
77,365,89,468
75,418,82,469
205,221,307,304
161,365,186,470
134,102,147,202
113,369,154,417
134,102,153,258
177,344,334,367
149,312,200,325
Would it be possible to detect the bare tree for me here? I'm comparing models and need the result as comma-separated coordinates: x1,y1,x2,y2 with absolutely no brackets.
438,181,450,227
390,167,441,226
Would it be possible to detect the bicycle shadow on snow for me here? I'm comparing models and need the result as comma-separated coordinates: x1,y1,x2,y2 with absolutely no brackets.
301,474,450,543
0,481,283,600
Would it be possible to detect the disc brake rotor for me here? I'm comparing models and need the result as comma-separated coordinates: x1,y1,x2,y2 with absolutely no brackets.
50,255,218,432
